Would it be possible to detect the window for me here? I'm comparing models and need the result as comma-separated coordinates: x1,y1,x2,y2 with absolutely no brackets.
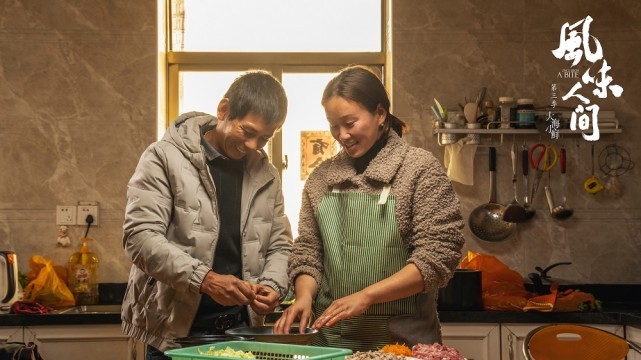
162,0,389,237
173,0,381,52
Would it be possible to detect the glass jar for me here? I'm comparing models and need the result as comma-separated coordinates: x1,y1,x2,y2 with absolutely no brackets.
498,97,516,129
482,100,495,128
516,98,535,129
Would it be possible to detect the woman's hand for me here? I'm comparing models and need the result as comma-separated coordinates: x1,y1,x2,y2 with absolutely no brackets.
273,296,313,334
312,291,373,329
249,284,280,315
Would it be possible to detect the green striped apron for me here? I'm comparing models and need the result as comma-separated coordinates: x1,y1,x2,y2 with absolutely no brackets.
312,185,417,351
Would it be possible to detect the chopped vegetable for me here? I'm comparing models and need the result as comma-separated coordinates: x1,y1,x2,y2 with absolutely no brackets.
196,346,255,358
347,350,404,359
412,343,465,360
595,299,603,312
380,343,413,356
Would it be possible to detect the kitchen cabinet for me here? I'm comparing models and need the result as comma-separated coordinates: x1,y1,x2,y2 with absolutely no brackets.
441,323,501,360
23,324,143,360
627,326,641,360
0,326,22,342
501,323,624,360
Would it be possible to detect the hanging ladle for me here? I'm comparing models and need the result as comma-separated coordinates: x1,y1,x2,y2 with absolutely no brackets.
545,146,573,220
521,144,536,220
502,141,527,223
469,147,516,241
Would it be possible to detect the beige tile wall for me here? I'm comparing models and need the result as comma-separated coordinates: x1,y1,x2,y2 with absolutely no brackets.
0,0,639,285
393,0,641,283
0,1,156,282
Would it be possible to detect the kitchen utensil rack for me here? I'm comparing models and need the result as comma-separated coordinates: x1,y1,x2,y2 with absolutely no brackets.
434,120,621,147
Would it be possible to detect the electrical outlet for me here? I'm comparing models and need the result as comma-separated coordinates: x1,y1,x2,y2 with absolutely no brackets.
77,204,99,226
56,205,77,225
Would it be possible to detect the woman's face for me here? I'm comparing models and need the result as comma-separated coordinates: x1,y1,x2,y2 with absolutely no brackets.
324,96,386,158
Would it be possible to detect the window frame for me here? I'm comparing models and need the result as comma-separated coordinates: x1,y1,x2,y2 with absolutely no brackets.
161,0,392,174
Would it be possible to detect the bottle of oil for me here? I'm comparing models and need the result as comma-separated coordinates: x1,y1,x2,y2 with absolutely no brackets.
68,237,99,305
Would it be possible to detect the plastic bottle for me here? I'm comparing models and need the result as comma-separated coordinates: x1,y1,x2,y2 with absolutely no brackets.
516,98,536,129
68,237,99,305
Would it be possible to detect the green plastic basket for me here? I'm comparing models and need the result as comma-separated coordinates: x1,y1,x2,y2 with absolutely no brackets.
164,341,352,360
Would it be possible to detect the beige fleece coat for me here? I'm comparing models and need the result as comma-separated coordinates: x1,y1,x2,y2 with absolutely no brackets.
288,131,465,293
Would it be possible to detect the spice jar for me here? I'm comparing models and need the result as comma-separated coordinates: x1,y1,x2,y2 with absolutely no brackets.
482,100,495,128
516,98,535,129
498,97,516,129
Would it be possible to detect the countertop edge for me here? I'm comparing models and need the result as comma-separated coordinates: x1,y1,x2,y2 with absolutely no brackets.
3,310,639,328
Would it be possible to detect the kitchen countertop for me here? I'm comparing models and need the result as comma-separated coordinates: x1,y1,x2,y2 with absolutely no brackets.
440,283,641,326
0,311,121,327
2,308,640,328
2,283,640,328
438,309,641,326
0,282,125,327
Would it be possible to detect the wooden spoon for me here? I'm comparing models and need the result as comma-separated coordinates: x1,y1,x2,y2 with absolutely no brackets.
464,102,479,123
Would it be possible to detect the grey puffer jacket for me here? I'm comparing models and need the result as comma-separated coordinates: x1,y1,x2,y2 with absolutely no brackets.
289,131,464,292
121,112,293,351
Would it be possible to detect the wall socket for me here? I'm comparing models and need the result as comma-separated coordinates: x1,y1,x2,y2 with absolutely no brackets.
77,204,99,226
56,205,77,225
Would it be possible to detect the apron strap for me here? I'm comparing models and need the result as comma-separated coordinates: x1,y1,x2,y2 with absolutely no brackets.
378,184,391,205
332,185,391,204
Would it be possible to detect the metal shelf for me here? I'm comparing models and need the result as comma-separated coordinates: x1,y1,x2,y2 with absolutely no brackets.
433,124,622,146
433,128,622,135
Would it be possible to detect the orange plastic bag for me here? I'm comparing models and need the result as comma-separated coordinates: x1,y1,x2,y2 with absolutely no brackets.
26,256,68,285
459,251,531,311
23,255,75,308
523,282,559,312
524,283,599,312
554,288,598,312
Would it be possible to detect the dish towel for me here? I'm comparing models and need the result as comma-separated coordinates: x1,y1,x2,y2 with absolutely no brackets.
444,136,478,186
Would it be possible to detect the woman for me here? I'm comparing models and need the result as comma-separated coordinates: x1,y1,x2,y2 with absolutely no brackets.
274,66,465,351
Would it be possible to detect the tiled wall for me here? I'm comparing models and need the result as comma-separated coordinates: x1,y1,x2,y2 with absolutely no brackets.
0,1,156,282
393,1,641,284
0,1,639,285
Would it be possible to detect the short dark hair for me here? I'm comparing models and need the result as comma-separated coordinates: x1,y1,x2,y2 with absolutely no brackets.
322,65,406,136
224,70,288,126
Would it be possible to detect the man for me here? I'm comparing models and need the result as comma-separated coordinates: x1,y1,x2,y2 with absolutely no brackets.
121,71,292,359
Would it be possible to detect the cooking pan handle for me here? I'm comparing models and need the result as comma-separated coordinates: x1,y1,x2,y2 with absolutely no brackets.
489,146,496,172
522,147,529,176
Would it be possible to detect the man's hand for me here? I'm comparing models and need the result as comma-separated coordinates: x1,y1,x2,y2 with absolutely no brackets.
249,284,280,315
199,271,256,306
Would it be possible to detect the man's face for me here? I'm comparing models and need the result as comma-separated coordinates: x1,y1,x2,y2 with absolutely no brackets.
212,99,283,160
